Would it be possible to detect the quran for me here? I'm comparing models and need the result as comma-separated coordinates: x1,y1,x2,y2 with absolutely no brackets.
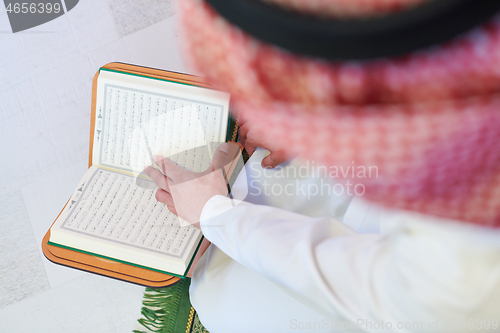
43,63,237,282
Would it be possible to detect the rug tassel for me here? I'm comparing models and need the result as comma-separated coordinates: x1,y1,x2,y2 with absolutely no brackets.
134,280,187,333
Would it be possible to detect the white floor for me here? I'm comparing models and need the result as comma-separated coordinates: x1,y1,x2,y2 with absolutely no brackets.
0,1,192,331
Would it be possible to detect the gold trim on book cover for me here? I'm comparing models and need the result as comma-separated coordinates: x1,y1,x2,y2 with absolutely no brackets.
230,113,239,142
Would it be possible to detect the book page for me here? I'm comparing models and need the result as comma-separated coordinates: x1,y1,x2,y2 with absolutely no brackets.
92,69,230,176
50,166,202,274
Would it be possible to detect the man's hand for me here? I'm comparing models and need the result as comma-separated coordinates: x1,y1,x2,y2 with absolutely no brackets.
239,117,289,169
144,143,232,227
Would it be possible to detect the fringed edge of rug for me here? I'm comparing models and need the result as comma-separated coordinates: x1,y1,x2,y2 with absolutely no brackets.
133,279,188,333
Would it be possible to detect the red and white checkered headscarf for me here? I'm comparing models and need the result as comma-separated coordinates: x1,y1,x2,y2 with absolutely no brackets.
179,0,500,226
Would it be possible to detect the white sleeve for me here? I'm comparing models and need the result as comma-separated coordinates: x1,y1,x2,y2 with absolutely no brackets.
200,195,387,321
200,195,500,330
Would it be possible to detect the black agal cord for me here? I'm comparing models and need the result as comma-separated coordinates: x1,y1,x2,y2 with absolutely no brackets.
204,0,500,60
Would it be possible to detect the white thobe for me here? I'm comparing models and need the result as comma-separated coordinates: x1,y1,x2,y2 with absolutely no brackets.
190,149,500,333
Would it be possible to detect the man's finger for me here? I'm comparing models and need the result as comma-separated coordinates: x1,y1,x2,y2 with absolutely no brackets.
144,166,170,192
261,150,287,169
243,137,258,156
155,189,178,215
238,123,250,148
211,143,230,171
153,155,183,180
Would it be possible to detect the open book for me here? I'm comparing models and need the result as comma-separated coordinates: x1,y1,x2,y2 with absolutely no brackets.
47,66,233,278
